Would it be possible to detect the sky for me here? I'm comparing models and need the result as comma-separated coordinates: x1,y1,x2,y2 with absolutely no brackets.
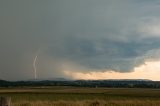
1,0,160,80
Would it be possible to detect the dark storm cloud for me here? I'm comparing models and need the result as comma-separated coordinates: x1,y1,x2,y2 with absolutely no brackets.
1,0,160,80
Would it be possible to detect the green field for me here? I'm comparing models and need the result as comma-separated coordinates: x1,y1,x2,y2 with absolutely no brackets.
1,86,160,106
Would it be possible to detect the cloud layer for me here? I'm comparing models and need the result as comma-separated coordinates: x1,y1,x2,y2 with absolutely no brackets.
1,0,160,80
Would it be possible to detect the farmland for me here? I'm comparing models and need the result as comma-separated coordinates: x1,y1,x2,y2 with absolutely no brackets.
0,87,160,106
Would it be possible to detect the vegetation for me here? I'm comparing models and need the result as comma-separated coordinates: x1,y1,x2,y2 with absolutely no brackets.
0,87,160,106
1,79,160,88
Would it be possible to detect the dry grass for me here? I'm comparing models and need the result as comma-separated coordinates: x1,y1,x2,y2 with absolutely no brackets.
1,87,160,106
12,100,160,106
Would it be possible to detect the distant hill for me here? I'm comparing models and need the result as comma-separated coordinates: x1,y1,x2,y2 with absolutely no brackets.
99,79,152,81
27,78,70,81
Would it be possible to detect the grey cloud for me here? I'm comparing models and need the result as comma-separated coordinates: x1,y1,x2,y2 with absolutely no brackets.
1,0,160,80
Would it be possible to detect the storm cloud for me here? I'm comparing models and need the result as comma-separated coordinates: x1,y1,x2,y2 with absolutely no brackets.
1,0,160,80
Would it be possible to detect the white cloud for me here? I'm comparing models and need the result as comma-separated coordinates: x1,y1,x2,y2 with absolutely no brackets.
139,18,160,37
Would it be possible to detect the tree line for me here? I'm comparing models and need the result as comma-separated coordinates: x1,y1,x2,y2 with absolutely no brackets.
0,79,160,88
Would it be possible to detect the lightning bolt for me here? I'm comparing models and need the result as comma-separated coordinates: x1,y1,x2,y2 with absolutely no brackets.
33,55,38,79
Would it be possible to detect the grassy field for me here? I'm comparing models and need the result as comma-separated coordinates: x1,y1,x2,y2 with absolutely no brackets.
0,86,160,106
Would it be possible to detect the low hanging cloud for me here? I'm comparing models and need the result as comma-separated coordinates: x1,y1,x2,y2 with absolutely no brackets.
63,60,160,81
1,0,160,80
